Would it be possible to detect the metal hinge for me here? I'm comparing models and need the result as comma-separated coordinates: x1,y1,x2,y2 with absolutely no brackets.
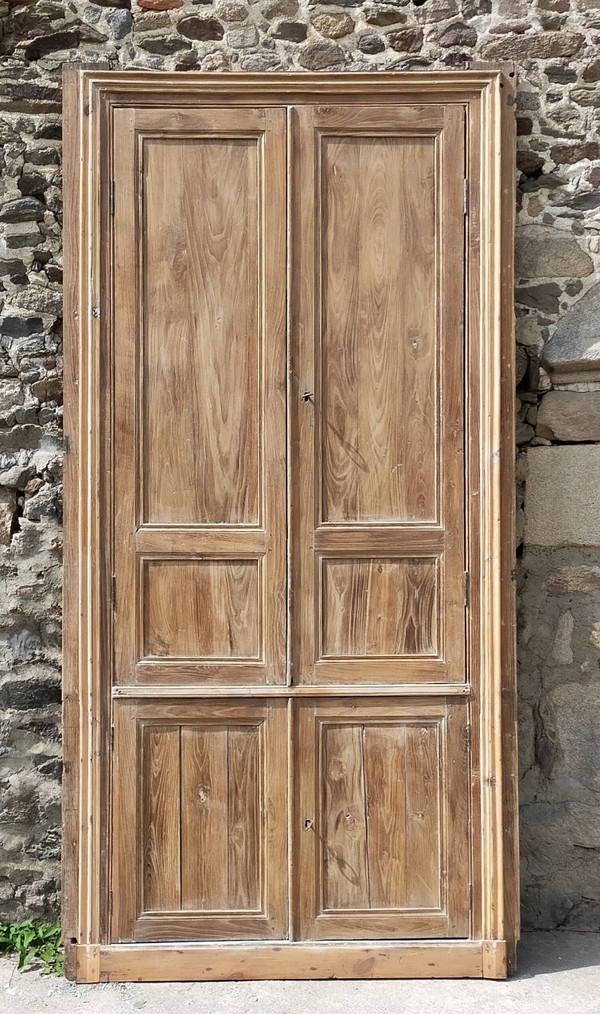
464,570,470,608
463,178,469,216
111,576,116,611
110,726,114,752
109,890,113,918
468,883,473,910
110,179,115,217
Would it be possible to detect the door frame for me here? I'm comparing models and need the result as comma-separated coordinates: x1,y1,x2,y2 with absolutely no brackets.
62,67,517,981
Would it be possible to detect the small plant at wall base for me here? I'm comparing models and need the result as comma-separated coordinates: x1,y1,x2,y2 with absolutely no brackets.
0,919,64,975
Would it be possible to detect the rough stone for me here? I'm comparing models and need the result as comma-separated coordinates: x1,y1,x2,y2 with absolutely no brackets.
549,683,600,794
0,199,46,225
0,318,44,339
271,20,307,40
515,226,594,279
546,64,577,84
107,9,133,37
0,487,16,546
132,11,170,30
551,142,600,164
517,150,544,178
177,15,224,38
438,21,477,46
526,445,600,546
537,392,600,442
312,12,354,37
482,31,584,61
515,283,562,315
552,609,574,663
136,0,182,9
564,192,600,212
387,28,423,51
216,1,248,19
516,315,541,348
138,34,191,52
0,674,61,711
263,0,298,16
544,566,600,595
357,32,385,53
365,5,405,26
541,284,600,384
298,41,345,68
583,57,600,82
226,24,258,46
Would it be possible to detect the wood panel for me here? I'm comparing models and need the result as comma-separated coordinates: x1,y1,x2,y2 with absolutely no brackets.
179,724,261,912
321,558,438,657
290,104,466,686
295,699,469,939
142,136,259,526
141,726,181,912
112,700,287,942
111,105,286,686
90,941,487,982
321,134,437,525
180,727,228,911
142,560,260,660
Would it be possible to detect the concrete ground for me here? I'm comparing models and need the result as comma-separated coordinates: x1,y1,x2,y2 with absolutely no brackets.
1,932,599,1014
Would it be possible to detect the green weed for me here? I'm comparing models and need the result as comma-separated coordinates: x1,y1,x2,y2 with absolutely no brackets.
0,918,64,975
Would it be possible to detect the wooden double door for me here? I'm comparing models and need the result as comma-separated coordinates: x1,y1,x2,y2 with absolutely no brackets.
111,98,468,944
64,69,518,981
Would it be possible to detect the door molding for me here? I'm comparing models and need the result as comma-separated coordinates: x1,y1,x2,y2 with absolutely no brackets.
62,67,517,981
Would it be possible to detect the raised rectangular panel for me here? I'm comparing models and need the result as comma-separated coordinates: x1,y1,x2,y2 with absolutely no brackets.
295,698,469,940
320,135,438,525
320,557,438,658
112,699,287,942
141,136,261,527
142,559,261,660
320,721,442,911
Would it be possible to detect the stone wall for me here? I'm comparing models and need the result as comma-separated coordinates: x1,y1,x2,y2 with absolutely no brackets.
0,0,599,930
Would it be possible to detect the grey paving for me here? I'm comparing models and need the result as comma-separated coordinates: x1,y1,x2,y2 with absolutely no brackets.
1,932,599,1014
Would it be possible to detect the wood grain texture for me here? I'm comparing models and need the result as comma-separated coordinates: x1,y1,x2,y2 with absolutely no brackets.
228,726,261,911
143,560,260,659
142,136,259,526
322,724,368,910
321,558,437,657
93,940,488,981
363,725,406,909
290,104,466,686
111,105,286,687
296,700,470,940
404,724,441,909
142,726,181,912
112,700,287,942
64,69,517,982
61,62,83,974
321,135,437,524
180,726,228,911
